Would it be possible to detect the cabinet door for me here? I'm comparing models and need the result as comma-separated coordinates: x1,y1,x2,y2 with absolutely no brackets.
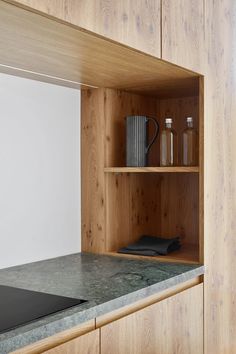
101,284,203,354
43,329,99,354
11,0,161,57
162,0,205,73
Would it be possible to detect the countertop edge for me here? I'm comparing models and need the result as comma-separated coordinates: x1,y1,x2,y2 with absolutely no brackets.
0,265,204,353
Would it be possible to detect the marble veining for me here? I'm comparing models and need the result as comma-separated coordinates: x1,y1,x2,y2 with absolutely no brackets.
0,253,204,353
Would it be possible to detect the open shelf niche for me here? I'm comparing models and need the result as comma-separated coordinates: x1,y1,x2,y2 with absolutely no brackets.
0,0,203,265
81,79,203,265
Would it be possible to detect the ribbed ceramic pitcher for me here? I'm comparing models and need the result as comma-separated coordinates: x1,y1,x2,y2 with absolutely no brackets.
126,115,159,167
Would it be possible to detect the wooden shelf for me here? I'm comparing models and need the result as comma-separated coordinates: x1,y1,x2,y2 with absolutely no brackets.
104,167,199,173
104,244,200,265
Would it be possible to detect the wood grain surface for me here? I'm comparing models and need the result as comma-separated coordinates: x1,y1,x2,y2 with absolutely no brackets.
7,0,161,57
162,0,205,74
0,1,198,97
101,284,203,354
43,330,99,354
104,167,199,173
204,1,236,353
105,244,199,264
81,88,201,262
81,89,106,253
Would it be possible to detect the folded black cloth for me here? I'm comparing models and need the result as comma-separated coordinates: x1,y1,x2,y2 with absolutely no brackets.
118,235,181,256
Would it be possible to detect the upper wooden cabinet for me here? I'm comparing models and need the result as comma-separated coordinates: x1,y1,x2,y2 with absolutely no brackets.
11,0,206,72
10,0,161,57
162,0,205,74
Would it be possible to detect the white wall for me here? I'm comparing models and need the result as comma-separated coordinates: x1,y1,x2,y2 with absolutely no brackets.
0,73,81,269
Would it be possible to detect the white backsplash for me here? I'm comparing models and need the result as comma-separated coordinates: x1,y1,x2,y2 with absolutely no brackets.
0,73,81,269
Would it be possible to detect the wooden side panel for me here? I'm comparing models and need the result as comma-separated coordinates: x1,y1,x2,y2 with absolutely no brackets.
162,0,205,74
44,330,99,354
204,1,236,353
81,89,106,253
101,284,203,354
199,77,204,263
10,0,161,57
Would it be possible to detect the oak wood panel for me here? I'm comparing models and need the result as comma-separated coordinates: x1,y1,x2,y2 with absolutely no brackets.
82,88,201,261
81,89,106,253
160,174,199,246
204,1,236,353
199,77,204,263
104,167,199,173
11,320,95,354
9,0,161,57
162,0,205,74
101,284,203,354
105,174,199,258
106,173,162,252
43,330,99,354
96,277,202,327
105,243,199,264
0,1,199,97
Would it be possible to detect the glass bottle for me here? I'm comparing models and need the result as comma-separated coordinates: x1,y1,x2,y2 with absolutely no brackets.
160,117,178,166
182,117,197,166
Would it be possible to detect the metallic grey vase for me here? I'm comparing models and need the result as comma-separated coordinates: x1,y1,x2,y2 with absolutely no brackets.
126,115,159,167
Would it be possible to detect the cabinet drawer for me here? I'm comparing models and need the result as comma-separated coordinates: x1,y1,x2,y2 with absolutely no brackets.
101,284,203,354
43,329,99,354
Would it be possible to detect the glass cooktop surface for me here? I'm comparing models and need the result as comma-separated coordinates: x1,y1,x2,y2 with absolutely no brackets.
0,285,86,334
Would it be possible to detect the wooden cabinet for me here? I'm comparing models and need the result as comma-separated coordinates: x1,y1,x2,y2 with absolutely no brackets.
43,330,99,354
100,284,203,354
11,0,206,73
10,0,161,57
162,0,205,73
82,85,204,264
203,1,236,353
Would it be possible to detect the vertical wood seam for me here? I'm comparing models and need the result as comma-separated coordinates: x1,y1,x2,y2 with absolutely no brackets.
160,0,163,58
203,278,205,354
104,89,108,252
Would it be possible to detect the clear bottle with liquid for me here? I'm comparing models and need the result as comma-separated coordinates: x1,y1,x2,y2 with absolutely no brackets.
160,117,178,166
182,116,197,166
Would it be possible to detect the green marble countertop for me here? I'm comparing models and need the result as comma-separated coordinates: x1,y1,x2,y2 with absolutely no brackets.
0,253,204,353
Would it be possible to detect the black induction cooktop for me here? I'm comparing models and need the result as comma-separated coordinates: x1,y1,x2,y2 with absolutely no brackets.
0,285,86,334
